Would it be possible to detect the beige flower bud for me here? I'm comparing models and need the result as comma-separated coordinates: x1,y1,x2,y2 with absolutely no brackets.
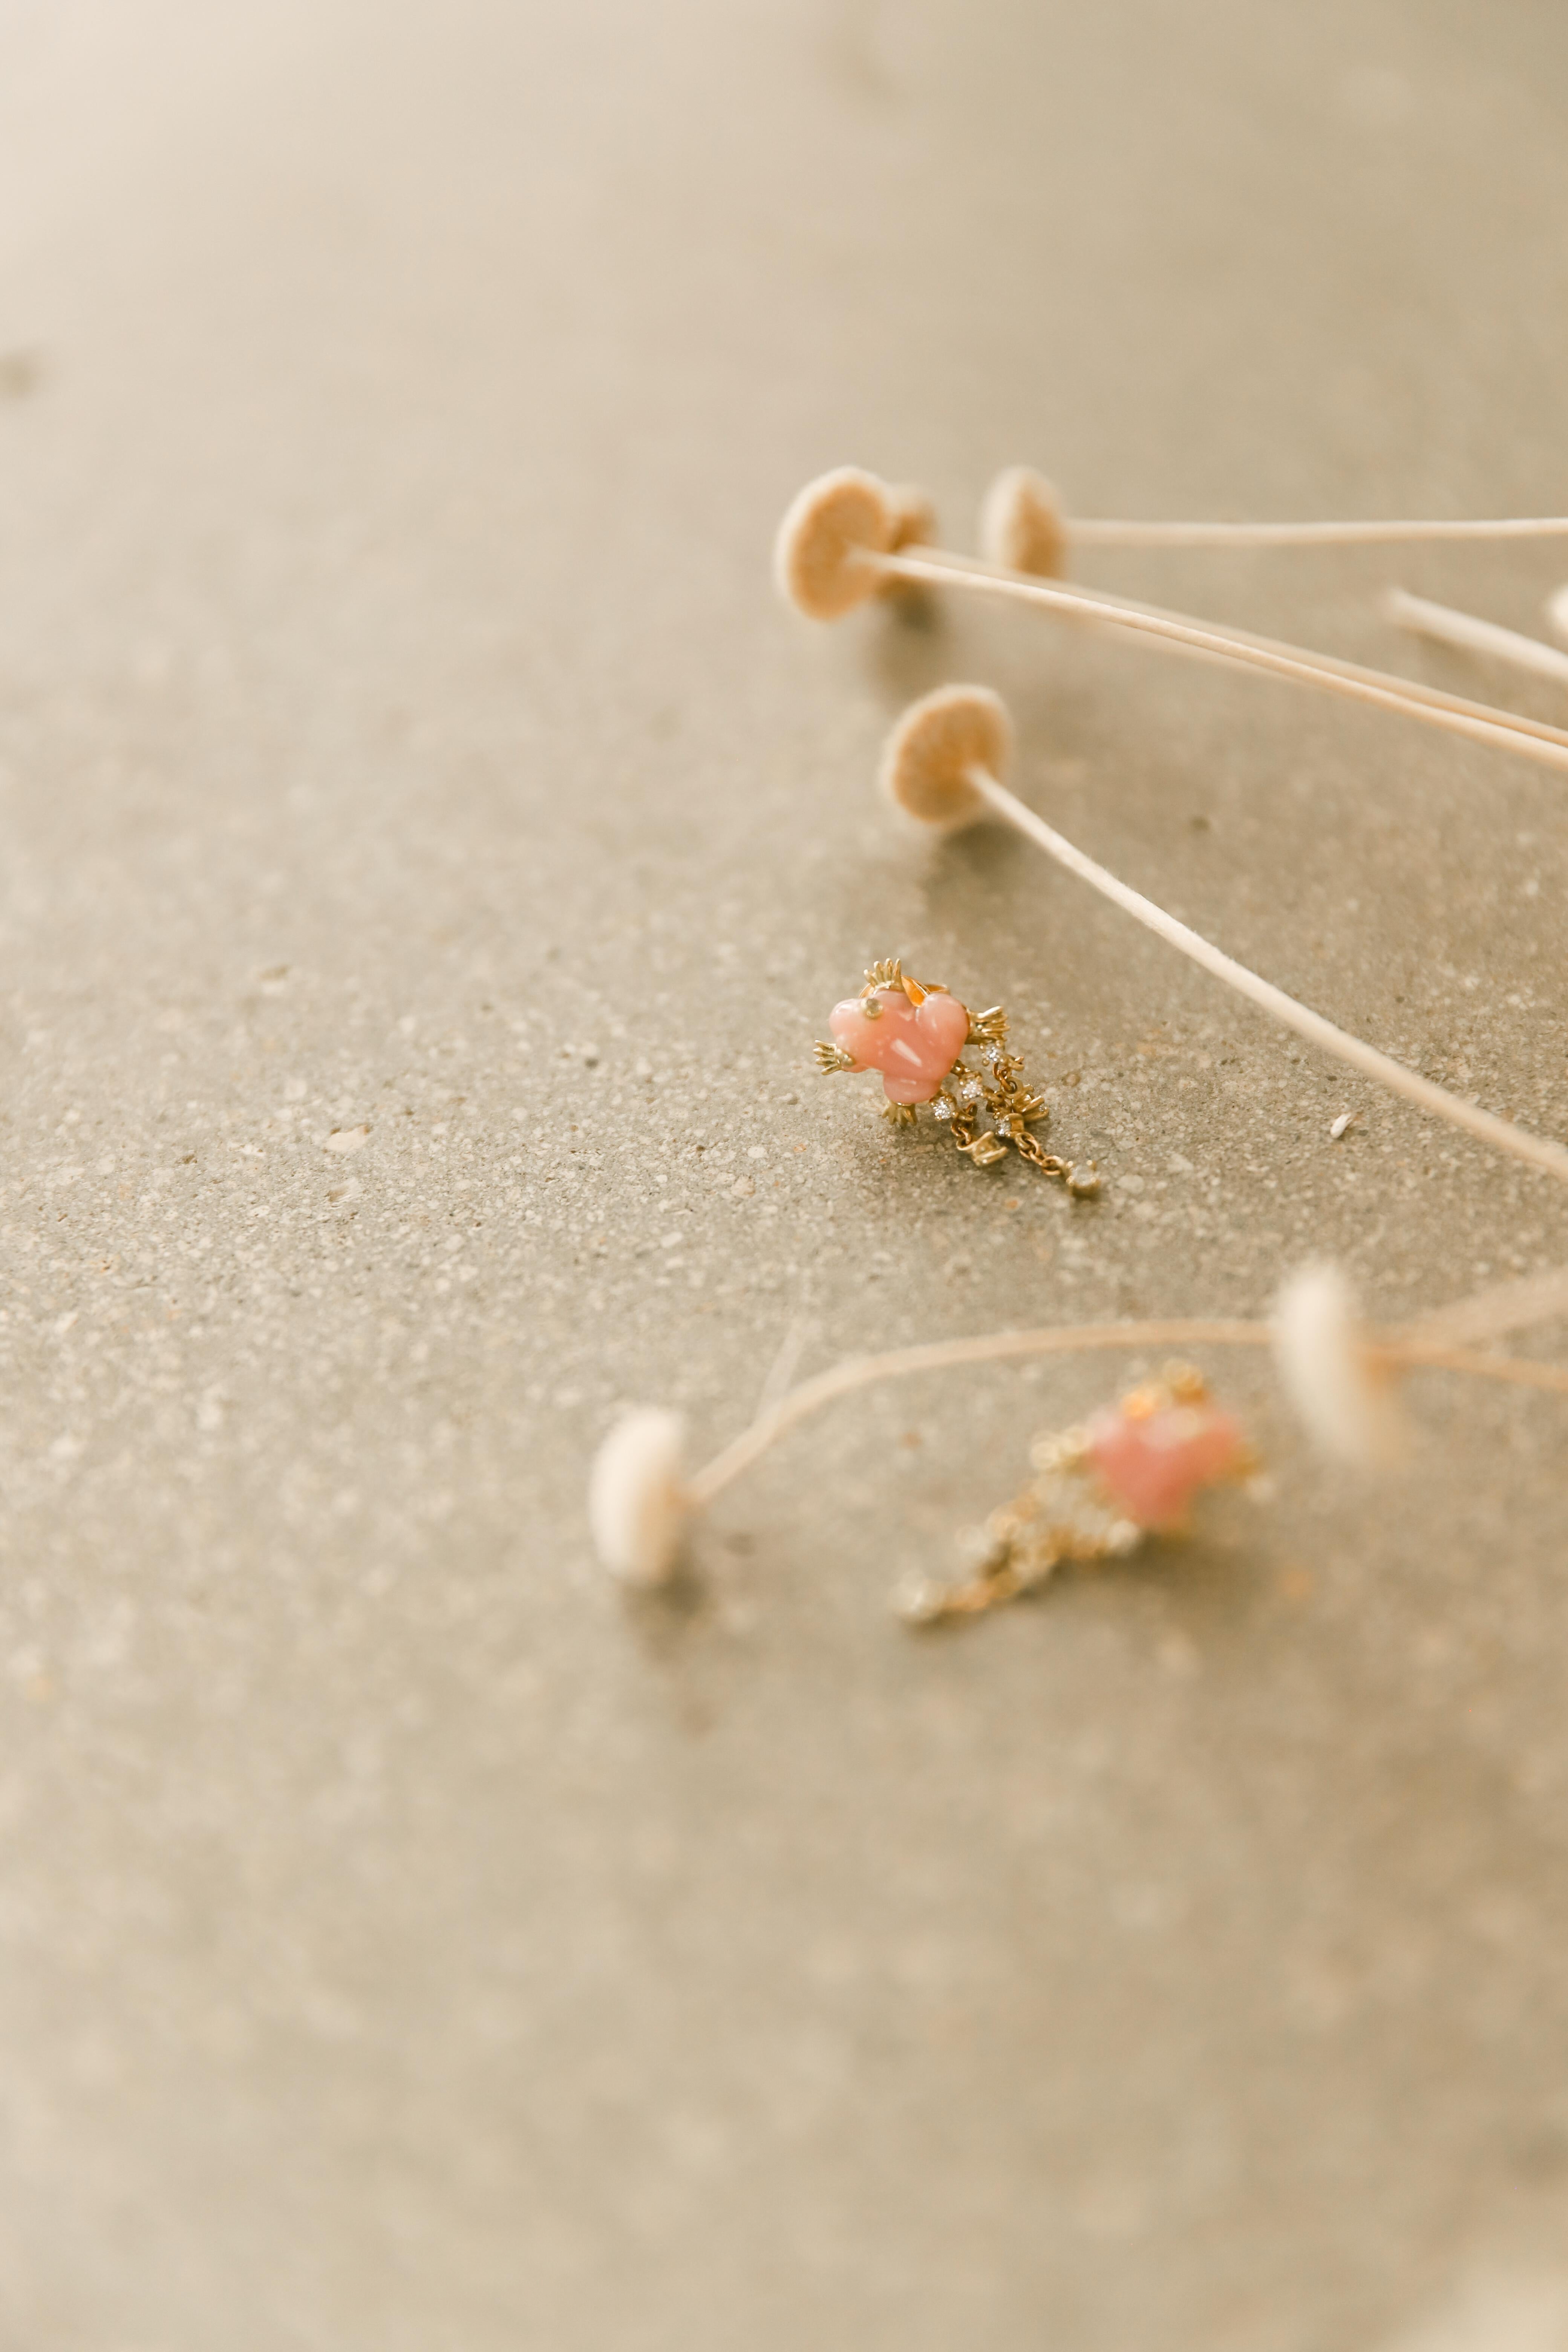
588,1409,690,1586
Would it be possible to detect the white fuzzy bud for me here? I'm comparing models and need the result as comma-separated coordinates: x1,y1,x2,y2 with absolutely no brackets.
1272,1263,1408,1467
588,1409,690,1586
979,466,1067,577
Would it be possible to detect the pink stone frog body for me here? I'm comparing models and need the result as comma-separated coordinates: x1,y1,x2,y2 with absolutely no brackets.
900,1364,1256,1626
1085,1393,1247,1530
814,959,1091,1190
827,984,969,1105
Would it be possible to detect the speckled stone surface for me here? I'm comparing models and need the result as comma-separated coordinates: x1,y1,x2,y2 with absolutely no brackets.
3,3,1568,2346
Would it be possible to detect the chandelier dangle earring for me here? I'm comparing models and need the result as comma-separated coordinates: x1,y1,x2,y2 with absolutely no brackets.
813,957,1098,1192
897,1360,1259,1627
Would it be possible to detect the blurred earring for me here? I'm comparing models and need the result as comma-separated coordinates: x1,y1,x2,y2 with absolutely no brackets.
898,1361,1259,1625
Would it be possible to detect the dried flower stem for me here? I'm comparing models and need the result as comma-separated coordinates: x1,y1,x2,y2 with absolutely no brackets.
1067,516,1568,548
1392,1263,1568,1351
1384,588,1568,689
875,550,1568,778
960,764,1568,1189
686,1321,1568,1508
1053,569,1568,754
1375,1344,1568,1395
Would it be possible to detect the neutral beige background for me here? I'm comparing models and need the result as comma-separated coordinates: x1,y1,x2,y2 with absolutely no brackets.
3,2,1568,2346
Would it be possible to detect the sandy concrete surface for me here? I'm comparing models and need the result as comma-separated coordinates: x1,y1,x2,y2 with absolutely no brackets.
3,2,1568,2345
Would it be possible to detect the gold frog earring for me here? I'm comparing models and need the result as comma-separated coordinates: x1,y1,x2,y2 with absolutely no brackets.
813,957,1098,1192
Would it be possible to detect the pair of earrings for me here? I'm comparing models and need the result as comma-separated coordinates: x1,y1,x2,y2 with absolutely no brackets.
586,466,1568,1629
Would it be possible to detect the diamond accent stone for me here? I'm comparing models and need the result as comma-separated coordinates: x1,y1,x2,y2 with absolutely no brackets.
956,1075,983,1103
933,1096,954,1122
893,1574,948,1625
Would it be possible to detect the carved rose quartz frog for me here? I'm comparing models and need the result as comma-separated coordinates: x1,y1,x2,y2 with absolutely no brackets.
813,960,1097,1192
826,980,968,1104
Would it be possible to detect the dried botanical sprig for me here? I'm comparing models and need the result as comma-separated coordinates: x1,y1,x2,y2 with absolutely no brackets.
587,1408,689,1586
878,685,1568,1191
776,469,1568,778
1385,587,1568,691
1272,1265,1409,1468
977,464,1568,559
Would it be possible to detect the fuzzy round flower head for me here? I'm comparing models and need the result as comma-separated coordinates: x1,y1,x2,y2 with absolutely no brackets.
979,466,1067,578
774,468,900,620
588,1408,690,1586
886,481,936,555
875,482,937,605
879,683,1012,832
1272,1263,1409,1468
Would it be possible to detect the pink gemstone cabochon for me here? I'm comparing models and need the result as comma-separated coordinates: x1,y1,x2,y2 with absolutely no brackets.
828,989,971,1104
1086,1403,1245,1530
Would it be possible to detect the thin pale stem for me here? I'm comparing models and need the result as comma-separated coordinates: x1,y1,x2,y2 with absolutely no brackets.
689,1324,1266,1505
755,1314,815,1421
1011,562,1568,753
1385,588,1568,688
687,1320,1568,1507
1068,516,1568,548
965,764,1568,1188
1393,1263,1568,1351
876,550,1568,777
1372,1343,1568,1396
